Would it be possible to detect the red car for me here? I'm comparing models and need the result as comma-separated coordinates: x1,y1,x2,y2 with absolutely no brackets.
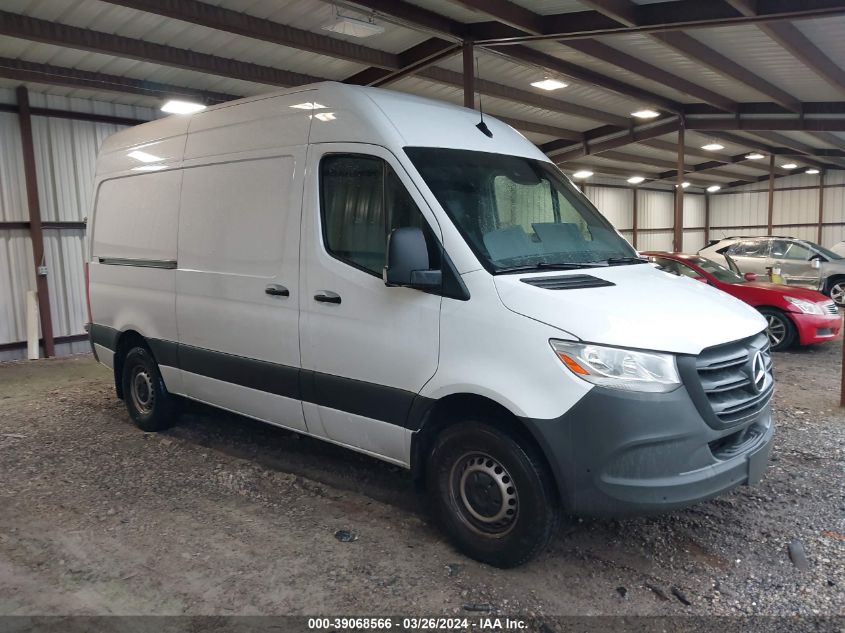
644,252,841,351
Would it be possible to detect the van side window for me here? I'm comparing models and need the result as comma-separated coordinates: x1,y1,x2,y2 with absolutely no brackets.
320,154,438,276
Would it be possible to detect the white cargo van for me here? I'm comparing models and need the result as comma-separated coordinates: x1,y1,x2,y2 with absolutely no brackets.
87,82,774,567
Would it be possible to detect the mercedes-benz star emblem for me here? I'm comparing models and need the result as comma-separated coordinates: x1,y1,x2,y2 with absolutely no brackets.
751,351,766,393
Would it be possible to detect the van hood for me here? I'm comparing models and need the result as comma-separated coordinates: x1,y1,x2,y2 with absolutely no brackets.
493,264,766,355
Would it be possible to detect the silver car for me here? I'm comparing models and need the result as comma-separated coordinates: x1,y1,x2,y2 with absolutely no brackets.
699,236,845,305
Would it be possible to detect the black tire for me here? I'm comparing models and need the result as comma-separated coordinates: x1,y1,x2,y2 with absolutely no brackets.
826,277,845,307
121,346,178,432
758,307,797,351
426,421,560,568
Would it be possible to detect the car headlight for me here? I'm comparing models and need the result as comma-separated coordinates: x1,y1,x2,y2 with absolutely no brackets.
784,296,823,314
550,340,680,393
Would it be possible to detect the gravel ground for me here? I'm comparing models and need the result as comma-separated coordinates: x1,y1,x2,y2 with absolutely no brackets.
0,340,843,621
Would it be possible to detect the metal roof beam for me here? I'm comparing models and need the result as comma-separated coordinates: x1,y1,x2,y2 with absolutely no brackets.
750,131,845,168
469,0,845,44
578,0,803,112
451,1,733,112
685,116,845,131
544,117,681,160
345,38,461,87
100,0,399,69
417,67,629,126
726,0,845,98
0,10,323,88
346,0,680,118
0,56,238,103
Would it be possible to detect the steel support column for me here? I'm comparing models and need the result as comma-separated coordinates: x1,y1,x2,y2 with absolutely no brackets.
767,154,775,234
704,192,710,245
463,41,475,109
673,124,685,252
16,86,54,358
817,170,826,244
632,186,639,249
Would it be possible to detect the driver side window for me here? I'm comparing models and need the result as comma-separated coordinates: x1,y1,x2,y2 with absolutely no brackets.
320,154,439,277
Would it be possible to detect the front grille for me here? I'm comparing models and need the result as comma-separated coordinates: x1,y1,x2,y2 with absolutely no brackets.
694,333,773,426
823,301,839,316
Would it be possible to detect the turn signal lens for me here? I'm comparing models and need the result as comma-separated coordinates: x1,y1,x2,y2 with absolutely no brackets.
557,353,589,375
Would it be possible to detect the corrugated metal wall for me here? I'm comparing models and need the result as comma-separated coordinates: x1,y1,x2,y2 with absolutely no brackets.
709,171,842,247
0,89,157,360
582,185,707,253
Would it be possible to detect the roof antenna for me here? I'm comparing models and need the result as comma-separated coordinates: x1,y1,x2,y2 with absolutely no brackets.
474,56,492,138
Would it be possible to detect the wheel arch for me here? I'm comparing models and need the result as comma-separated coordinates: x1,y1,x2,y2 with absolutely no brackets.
112,329,151,399
409,392,559,499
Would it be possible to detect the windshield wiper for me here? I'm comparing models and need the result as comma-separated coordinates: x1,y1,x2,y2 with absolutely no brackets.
495,262,604,274
604,256,649,266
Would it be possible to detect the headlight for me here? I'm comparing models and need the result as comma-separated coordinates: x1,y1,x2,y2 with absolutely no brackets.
550,340,680,393
784,296,823,314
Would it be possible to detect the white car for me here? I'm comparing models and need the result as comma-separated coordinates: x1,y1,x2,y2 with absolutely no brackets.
86,82,774,567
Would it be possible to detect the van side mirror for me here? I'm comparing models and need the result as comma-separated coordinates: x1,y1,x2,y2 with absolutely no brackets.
744,272,757,281
384,227,442,290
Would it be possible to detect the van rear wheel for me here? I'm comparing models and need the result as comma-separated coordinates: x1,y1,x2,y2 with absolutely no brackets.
426,421,560,568
122,346,178,432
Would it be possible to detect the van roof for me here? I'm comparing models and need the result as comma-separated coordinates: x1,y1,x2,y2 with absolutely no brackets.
98,81,548,168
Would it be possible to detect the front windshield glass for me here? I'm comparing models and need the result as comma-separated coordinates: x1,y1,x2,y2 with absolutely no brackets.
687,256,744,283
404,147,637,272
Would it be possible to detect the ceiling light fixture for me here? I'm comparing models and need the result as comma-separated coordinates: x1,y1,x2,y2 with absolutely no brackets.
161,100,206,115
627,176,645,184
745,152,765,160
806,168,820,174
531,78,568,91
682,182,691,188
781,163,798,169
321,13,385,37
701,142,725,151
706,185,721,193
631,109,660,119
312,112,336,122
572,170,593,179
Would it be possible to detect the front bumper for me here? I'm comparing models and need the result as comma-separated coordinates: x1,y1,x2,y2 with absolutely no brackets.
790,311,840,346
523,384,774,517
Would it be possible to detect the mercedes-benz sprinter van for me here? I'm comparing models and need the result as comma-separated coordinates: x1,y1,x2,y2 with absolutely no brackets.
87,83,774,568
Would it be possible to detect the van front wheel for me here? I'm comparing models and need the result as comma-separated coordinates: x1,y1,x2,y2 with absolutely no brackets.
122,346,178,432
426,421,560,568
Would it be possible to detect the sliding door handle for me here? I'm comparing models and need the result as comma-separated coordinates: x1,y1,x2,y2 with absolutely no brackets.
314,290,341,304
265,284,290,297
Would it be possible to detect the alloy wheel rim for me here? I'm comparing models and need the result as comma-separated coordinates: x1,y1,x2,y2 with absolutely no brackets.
450,452,518,536
766,315,786,347
831,283,845,304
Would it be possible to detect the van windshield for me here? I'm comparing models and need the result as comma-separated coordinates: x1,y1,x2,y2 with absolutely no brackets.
404,147,637,273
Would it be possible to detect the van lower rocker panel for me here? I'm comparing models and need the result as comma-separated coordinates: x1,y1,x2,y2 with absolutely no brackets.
91,325,419,463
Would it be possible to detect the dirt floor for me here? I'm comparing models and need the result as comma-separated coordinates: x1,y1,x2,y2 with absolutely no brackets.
0,339,843,622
